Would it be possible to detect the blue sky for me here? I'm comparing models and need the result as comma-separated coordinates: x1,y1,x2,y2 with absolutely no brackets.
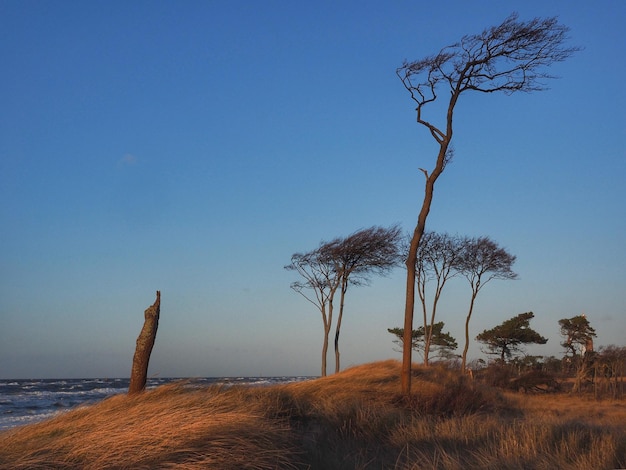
1,1,624,379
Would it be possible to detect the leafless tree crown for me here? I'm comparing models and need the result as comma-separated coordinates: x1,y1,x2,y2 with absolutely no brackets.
459,236,518,287
398,13,579,98
397,13,579,144
327,225,402,286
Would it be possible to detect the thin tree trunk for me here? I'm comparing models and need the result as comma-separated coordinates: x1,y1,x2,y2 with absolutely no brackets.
321,298,334,377
402,249,418,394
418,279,429,366
426,277,449,365
423,312,431,366
129,291,161,395
425,295,440,366
321,328,329,377
334,282,348,374
461,292,477,373
334,324,341,374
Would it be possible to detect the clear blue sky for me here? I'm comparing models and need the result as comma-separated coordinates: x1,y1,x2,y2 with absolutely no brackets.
1,1,624,379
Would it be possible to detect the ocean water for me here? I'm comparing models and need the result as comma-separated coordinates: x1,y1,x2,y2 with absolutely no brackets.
0,376,313,431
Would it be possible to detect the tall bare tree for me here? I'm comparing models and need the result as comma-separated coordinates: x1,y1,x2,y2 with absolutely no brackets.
396,13,578,394
413,232,462,365
286,245,341,377
331,225,402,373
458,236,517,372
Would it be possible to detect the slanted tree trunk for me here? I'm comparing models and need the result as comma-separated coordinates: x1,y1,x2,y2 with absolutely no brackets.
334,278,349,374
128,291,161,395
321,297,334,377
402,151,448,395
461,291,477,373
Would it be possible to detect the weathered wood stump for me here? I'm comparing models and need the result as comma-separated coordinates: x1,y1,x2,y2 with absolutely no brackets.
128,291,161,395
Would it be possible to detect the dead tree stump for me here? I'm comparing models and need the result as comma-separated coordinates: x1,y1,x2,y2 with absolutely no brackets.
128,291,161,395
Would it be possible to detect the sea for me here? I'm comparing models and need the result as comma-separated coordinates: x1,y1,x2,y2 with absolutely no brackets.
0,376,313,432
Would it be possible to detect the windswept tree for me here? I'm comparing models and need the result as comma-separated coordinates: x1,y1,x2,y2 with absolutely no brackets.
412,232,462,365
286,225,401,376
330,225,402,373
476,312,547,362
559,314,597,358
396,13,578,394
286,245,341,377
459,236,518,372
388,322,458,362
559,314,597,393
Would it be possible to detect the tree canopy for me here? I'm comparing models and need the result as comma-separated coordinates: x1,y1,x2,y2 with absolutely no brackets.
476,312,548,362
559,314,597,358
330,225,402,373
388,322,458,361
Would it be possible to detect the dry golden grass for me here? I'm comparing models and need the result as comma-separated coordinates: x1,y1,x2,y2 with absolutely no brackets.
1,360,625,469
0,383,298,470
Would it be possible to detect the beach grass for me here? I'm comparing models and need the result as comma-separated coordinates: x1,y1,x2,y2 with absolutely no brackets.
1,360,625,469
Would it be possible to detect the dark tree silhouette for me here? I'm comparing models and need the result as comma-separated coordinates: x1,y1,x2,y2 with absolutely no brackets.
397,13,578,394
330,225,402,373
129,291,161,395
559,314,597,393
412,232,462,365
559,314,596,358
476,312,547,362
286,245,340,377
286,225,401,376
458,236,517,372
